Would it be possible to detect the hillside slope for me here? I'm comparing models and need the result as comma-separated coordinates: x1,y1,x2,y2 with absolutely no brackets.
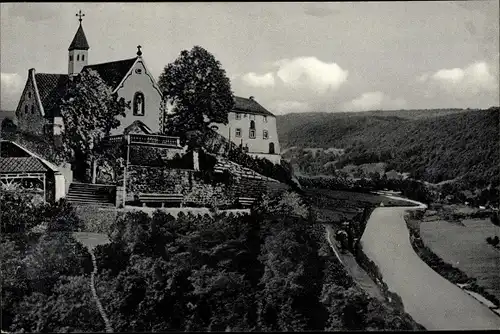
277,107,499,187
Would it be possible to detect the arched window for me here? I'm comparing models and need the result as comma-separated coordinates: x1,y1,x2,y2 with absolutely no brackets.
250,120,255,129
133,92,145,116
31,105,35,114
69,55,73,61
269,142,275,154
82,54,85,61
77,54,80,61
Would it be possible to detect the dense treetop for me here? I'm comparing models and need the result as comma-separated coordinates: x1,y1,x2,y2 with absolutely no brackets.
158,46,234,140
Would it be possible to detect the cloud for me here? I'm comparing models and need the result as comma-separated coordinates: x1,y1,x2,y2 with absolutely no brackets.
418,61,498,96
1,73,24,110
275,57,348,94
342,91,407,112
303,4,340,18
241,72,275,88
269,100,311,115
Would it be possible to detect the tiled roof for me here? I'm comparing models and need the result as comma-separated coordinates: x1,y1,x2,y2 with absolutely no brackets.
233,96,275,117
82,57,137,90
0,140,31,158
68,24,90,51
0,157,49,173
34,73,69,118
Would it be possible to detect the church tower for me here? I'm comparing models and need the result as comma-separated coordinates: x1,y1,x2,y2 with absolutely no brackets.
68,10,90,76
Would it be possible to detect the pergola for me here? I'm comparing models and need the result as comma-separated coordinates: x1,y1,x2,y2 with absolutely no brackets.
0,155,50,204
0,172,47,203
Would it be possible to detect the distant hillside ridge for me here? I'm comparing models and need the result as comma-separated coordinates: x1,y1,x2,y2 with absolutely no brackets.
277,107,499,187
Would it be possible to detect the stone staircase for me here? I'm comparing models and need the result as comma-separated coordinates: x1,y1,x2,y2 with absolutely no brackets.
66,182,116,207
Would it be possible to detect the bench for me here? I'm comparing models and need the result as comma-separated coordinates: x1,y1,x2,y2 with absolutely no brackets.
238,197,256,207
137,193,184,208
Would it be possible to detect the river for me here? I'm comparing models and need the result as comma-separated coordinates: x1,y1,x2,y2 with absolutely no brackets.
360,197,500,330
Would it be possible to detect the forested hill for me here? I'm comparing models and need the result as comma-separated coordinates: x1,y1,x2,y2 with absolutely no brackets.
277,107,499,187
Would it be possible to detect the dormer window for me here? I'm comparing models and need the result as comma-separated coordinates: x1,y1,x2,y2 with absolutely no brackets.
133,92,145,116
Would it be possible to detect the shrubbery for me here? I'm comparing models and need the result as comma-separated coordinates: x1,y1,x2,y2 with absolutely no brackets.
2,189,423,332
1,192,84,233
84,191,423,331
181,183,235,209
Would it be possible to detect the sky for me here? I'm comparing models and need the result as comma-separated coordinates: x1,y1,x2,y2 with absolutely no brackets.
1,2,499,115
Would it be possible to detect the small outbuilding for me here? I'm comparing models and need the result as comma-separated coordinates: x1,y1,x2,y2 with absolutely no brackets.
0,140,66,203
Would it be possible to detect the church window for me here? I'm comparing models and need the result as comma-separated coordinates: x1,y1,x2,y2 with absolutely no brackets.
235,113,241,120
82,54,85,61
28,92,31,99
24,105,28,114
263,130,269,139
250,120,255,130
133,92,145,116
77,54,80,61
235,128,241,137
31,105,35,114
135,68,143,74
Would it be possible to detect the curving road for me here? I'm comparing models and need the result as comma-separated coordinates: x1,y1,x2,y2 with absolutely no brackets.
361,197,500,330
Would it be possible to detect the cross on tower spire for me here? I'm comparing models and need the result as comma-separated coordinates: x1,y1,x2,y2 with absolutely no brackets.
137,45,142,56
76,10,85,23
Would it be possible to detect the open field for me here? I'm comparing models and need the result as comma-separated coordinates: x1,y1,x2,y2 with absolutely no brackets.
420,219,500,302
305,188,415,223
73,232,110,250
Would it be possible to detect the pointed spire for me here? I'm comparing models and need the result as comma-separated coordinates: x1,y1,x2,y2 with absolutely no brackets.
68,11,90,51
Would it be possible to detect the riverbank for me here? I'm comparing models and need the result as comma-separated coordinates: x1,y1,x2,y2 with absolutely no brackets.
360,200,500,329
